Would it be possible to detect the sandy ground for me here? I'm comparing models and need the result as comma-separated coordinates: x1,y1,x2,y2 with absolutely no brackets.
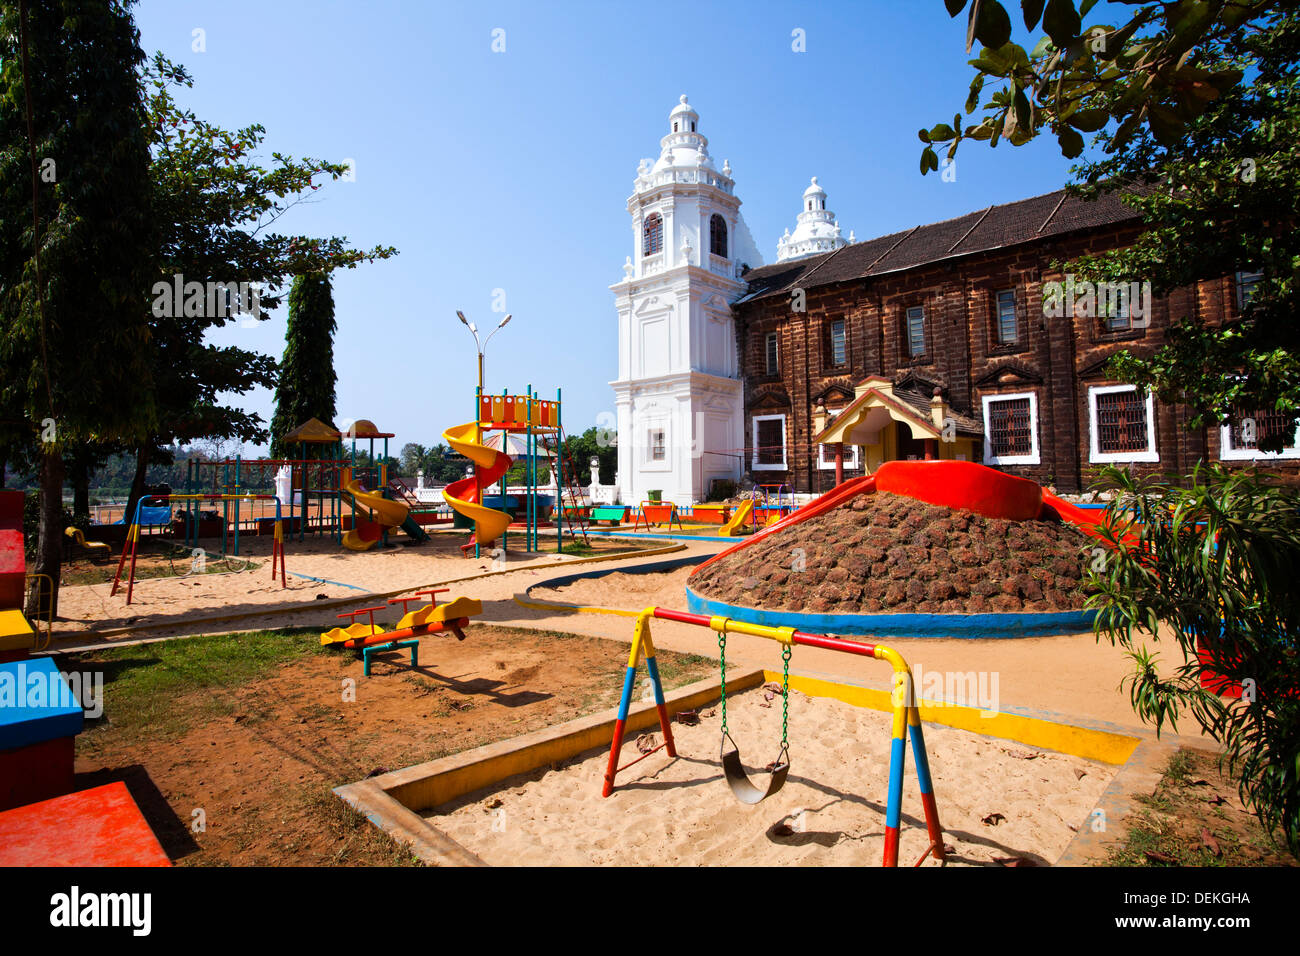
431,684,1116,866
532,568,690,610
51,535,1189,736
53,530,657,637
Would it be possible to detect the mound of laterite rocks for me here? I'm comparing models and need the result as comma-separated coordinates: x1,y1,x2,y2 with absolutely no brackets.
689,490,1091,616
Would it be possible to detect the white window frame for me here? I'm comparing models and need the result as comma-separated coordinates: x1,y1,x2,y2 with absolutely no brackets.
765,332,779,375
752,414,787,471
641,423,671,472
817,441,861,470
1219,412,1300,461
1088,384,1159,463
981,391,1040,465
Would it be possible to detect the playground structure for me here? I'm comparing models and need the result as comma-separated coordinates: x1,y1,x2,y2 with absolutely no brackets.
320,589,483,676
601,605,945,868
181,418,437,555
442,388,589,558
110,493,288,606
631,500,684,532
63,526,112,560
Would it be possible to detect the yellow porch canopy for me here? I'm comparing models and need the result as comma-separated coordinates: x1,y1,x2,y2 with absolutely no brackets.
812,376,982,470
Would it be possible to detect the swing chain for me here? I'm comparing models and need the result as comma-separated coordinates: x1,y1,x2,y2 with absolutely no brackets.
781,644,791,750
717,628,727,736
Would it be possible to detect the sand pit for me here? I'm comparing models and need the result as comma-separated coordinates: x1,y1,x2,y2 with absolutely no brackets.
531,567,694,611
429,685,1115,866
690,491,1091,616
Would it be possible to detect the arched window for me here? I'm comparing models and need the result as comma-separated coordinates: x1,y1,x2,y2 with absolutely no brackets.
709,214,728,258
643,213,663,257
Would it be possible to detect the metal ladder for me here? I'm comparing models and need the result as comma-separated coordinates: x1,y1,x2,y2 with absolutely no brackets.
544,428,590,546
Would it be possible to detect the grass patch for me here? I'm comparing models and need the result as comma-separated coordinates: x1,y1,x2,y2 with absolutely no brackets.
1105,748,1297,867
69,627,324,742
556,537,646,557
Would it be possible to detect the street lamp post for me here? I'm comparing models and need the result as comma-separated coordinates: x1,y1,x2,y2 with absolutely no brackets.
457,311,512,556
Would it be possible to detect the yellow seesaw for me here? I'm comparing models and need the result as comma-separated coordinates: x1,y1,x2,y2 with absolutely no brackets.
319,589,483,676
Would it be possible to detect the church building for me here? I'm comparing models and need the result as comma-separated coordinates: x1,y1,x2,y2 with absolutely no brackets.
612,96,1298,502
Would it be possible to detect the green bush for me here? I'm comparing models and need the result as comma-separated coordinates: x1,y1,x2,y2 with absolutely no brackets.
1086,464,1300,857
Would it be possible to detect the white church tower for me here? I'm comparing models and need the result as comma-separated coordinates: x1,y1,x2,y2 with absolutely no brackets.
777,177,852,262
610,95,763,507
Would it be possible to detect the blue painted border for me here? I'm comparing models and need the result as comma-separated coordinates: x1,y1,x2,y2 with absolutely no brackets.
684,585,1096,638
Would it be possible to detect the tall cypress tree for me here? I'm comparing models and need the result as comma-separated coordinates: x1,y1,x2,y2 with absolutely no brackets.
0,0,157,616
270,272,338,458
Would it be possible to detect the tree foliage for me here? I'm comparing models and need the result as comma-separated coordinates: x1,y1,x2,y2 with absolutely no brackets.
269,272,338,457
922,1,1269,170
1087,465,1300,855
143,54,395,456
0,0,158,614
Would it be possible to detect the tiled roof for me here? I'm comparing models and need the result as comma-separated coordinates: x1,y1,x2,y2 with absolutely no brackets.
736,188,1140,303
892,387,983,436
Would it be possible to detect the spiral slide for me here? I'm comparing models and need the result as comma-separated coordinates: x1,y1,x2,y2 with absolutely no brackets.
342,479,427,551
442,422,513,549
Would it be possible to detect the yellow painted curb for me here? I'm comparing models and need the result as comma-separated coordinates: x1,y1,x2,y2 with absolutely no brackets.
512,592,640,618
772,671,1140,766
364,668,765,812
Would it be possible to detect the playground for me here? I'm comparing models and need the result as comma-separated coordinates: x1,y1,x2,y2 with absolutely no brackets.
3,411,1291,869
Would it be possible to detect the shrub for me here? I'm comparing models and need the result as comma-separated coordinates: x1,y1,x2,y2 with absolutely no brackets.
1086,463,1300,857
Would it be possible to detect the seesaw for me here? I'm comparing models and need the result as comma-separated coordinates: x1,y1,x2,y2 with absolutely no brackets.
319,588,483,676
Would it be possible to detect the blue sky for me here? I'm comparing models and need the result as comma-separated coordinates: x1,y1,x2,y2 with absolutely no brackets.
133,0,1095,455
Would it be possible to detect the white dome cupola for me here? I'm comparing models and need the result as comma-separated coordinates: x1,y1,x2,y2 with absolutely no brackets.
777,176,852,262
669,94,698,133
652,95,714,175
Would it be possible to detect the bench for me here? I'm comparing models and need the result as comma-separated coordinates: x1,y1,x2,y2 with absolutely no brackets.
589,505,630,526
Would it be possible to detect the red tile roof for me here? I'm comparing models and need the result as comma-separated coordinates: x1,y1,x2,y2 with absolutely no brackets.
737,188,1140,303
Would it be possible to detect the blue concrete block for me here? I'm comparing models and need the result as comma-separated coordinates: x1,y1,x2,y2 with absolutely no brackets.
0,658,85,750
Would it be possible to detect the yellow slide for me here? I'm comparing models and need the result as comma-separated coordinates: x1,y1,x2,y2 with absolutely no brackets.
342,479,411,551
441,421,512,548
718,498,754,536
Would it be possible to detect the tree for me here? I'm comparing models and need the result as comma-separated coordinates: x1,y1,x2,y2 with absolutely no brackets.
560,427,618,486
923,2,1297,441
1088,465,1300,855
921,1,1266,167
128,54,396,521
0,0,158,616
269,272,338,457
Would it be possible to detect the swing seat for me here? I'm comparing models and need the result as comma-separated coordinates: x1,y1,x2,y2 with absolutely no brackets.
721,738,789,805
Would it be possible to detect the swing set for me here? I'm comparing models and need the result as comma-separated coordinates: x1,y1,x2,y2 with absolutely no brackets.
110,493,288,605
602,606,946,868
